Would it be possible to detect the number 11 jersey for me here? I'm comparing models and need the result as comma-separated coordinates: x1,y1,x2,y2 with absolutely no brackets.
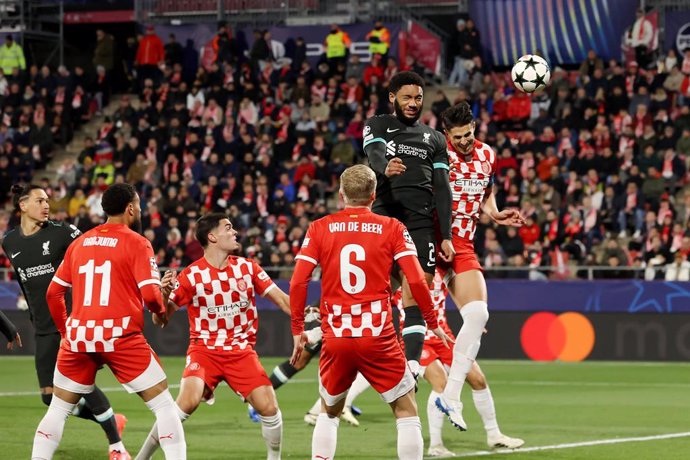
52,223,161,352
295,207,418,339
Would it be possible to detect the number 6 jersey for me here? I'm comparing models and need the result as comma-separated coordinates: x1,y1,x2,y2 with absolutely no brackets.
294,207,419,339
51,223,162,352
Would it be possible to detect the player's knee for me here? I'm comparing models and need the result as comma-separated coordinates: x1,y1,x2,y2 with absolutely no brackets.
255,400,279,417
466,371,487,390
41,392,53,407
461,301,489,327
175,393,201,415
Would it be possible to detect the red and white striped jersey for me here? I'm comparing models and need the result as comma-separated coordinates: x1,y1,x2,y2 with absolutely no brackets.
170,256,275,351
448,139,496,241
394,271,452,339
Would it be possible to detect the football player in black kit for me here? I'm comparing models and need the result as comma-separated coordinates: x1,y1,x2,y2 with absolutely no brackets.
2,184,129,460
362,71,455,377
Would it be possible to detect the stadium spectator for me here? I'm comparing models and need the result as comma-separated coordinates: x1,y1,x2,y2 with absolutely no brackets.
0,35,25,76
93,29,115,75
366,19,390,62
135,26,165,87
629,8,654,69
323,24,350,69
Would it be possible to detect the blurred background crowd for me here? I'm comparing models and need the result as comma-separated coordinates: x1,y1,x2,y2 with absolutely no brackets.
0,8,689,281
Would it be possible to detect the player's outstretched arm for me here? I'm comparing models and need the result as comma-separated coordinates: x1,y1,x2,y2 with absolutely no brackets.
265,287,291,316
482,186,526,227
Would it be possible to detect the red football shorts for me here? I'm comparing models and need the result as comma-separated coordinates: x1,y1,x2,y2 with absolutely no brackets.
54,333,166,394
438,237,482,278
319,334,415,405
183,346,271,399
421,328,456,368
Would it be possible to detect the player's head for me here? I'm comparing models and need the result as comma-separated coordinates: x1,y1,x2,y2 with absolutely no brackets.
101,183,142,232
389,71,424,125
339,164,376,207
196,213,239,253
12,184,49,224
442,102,476,155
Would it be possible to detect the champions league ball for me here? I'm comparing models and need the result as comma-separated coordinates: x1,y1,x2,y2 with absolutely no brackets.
511,54,551,93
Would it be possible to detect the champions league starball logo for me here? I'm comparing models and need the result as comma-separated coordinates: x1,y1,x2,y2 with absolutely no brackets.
677,22,690,53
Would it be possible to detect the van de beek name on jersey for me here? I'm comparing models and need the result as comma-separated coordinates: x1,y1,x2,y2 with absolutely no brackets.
82,236,119,247
328,222,383,234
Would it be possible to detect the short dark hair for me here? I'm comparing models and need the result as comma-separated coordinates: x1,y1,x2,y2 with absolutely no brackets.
195,213,228,248
11,184,43,212
101,183,137,216
442,102,474,130
388,71,425,94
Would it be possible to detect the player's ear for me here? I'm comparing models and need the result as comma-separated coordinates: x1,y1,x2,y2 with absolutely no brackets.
389,91,395,103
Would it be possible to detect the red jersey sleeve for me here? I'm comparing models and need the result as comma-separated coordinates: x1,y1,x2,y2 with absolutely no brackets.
295,223,320,266
169,268,194,310
131,237,161,290
250,259,276,297
391,221,418,262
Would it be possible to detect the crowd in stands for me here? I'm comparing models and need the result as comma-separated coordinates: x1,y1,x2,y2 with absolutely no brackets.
0,21,689,281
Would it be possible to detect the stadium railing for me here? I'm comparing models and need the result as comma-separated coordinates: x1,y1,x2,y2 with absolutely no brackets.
0,266,683,282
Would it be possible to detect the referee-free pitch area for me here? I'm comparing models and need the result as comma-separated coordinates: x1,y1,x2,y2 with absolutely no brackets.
1,357,689,459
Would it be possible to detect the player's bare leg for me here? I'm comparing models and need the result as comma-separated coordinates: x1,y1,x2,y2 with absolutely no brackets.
436,269,488,431
389,389,424,460
246,385,283,460
135,377,202,460
423,361,454,458
32,387,81,459
313,397,347,460
466,363,524,449
401,271,434,377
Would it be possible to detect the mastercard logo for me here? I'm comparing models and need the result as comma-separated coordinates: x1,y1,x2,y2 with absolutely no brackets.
520,312,595,361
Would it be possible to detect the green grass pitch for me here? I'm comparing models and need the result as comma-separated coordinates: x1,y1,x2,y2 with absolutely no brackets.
1,356,689,459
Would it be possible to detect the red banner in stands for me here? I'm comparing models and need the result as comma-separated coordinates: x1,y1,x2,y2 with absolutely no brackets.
404,20,441,74
63,10,135,24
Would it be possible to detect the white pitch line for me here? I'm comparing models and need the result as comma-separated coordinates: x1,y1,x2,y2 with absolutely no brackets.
453,432,690,458
489,379,690,388
0,379,321,397
0,383,180,397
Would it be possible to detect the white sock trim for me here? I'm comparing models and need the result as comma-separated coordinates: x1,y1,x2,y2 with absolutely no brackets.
94,407,114,423
258,410,282,427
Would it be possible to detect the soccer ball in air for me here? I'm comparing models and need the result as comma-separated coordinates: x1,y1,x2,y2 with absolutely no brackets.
511,54,551,93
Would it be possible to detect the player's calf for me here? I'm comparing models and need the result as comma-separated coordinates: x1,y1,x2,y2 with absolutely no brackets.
269,360,300,389
32,394,75,459
401,305,426,376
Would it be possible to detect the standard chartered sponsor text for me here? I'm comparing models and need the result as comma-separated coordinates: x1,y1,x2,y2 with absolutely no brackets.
24,263,55,278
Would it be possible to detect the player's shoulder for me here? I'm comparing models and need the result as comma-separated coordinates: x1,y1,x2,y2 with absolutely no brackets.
229,255,267,276
364,114,395,130
1,227,17,246
47,220,82,238
474,140,496,162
